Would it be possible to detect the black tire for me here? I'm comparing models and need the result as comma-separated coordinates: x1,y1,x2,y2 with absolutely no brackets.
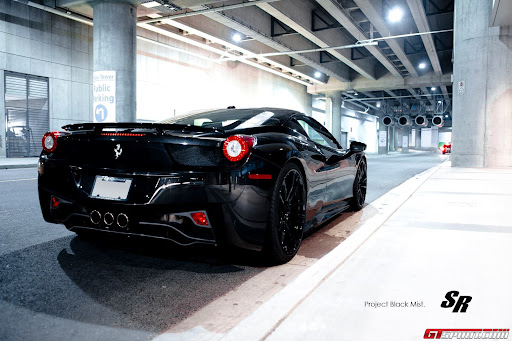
266,163,307,264
349,158,367,211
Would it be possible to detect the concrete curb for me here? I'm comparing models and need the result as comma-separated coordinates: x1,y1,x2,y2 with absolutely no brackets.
220,162,446,341
0,164,38,170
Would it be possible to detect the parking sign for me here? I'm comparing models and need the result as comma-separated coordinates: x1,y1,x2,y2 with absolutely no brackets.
93,71,116,123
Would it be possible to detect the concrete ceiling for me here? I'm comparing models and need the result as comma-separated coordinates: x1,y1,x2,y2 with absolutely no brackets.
54,0,454,116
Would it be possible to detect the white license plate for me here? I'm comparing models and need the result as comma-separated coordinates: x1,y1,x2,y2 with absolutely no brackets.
91,176,132,201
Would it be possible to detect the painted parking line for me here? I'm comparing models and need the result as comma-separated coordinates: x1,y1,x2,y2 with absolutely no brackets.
0,178,37,183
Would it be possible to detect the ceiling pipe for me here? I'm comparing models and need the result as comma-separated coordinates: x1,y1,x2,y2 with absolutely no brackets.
432,115,444,127
222,41,378,59
382,116,395,126
358,29,454,45
415,115,428,127
398,116,412,126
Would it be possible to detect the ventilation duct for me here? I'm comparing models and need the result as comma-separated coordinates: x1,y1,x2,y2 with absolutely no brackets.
415,115,428,127
432,115,444,127
382,116,395,126
398,116,412,126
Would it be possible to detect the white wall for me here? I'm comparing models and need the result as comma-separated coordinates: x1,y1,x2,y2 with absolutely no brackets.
136,29,310,122
421,127,440,149
439,131,452,144
310,100,378,153
340,110,378,154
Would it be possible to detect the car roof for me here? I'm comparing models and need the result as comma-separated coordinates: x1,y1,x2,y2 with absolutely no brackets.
160,107,302,125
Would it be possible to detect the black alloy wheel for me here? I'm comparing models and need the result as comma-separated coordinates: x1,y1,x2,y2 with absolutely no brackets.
266,163,306,264
350,159,367,211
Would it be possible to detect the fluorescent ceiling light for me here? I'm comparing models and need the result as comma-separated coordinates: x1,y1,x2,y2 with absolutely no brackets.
445,115,449,117
314,71,321,78
376,101,381,108
419,62,426,69
232,33,242,42
431,87,436,91
142,1,161,8
388,7,404,23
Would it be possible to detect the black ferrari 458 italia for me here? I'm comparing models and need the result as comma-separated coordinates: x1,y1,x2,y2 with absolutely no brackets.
38,108,367,263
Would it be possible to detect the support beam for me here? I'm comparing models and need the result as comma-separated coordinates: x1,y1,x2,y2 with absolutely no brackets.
406,0,443,75
256,0,377,80
407,87,422,100
385,90,397,97
343,93,378,110
308,72,452,93
187,4,351,81
353,0,418,77
361,91,375,98
315,0,402,77
420,87,432,99
440,85,451,104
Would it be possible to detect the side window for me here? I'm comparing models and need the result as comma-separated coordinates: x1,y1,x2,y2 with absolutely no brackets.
284,118,308,137
296,119,338,149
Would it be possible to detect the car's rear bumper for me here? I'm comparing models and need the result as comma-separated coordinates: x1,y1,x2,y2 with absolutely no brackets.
38,154,280,251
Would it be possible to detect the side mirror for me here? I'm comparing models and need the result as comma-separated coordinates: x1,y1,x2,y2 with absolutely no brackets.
350,141,366,153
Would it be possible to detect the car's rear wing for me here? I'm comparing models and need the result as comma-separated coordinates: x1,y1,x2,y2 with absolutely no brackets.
61,122,225,134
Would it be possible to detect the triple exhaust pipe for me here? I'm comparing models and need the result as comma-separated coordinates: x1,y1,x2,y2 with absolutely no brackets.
90,210,129,228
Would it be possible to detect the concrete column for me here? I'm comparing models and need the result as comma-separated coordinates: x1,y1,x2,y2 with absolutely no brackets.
305,94,313,117
324,98,332,132
0,70,5,157
389,126,395,151
378,121,388,154
401,127,410,153
415,129,421,150
327,92,342,144
452,0,512,167
394,127,399,150
93,0,137,122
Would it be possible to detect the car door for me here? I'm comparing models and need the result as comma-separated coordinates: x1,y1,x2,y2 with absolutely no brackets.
283,117,328,228
294,116,354,211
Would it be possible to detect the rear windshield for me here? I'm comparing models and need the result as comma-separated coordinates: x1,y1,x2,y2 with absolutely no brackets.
160,109,282,130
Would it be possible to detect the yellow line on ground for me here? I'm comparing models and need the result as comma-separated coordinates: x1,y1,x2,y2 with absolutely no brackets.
0,178,37,183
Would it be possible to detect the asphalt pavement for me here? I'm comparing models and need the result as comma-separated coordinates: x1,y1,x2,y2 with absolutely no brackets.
0,151,446,341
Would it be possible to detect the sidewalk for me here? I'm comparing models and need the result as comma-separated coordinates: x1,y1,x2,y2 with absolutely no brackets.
222,163,512,341
0,157,39,169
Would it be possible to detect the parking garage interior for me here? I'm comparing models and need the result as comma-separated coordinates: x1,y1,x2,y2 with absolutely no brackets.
0,0,511,340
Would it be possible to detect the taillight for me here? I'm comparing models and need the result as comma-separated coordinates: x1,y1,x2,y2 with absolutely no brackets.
190,212,209,226
42,132,61,153
51,196,60,209
222,135,256,162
